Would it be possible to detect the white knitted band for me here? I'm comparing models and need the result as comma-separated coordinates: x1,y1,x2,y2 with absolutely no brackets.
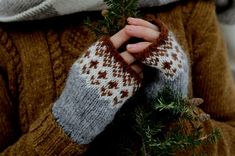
76,39,141,108
142,32,186,80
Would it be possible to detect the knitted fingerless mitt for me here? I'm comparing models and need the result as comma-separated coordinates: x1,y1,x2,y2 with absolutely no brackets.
52,20,189,145
135,20,189,101
52,37,141,144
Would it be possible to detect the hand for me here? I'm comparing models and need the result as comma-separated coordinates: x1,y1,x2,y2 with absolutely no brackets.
53,19,161,144
109,17,161,76
123,18,190,102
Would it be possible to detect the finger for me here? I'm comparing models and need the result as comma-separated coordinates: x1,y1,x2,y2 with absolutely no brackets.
110,28,130,49
125,25,160,42
127,42,152,53
127,17,159,31
131,64,142,74
119,51,136,65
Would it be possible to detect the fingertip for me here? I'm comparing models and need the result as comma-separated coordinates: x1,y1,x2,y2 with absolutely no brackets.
124,25,135,37
125,25,132,32
128,18,160,31
127,17,135,21
127,20,133,25
126,44,134,51
127,44,140,53
127,17,139,25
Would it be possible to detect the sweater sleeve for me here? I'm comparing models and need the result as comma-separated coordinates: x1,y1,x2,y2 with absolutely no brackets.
1,108,89,156
183,0,235,155
0,41,88,155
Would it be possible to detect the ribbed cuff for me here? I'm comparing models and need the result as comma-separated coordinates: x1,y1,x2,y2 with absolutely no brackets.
133,19,169,60
100,36,142,83
134,19,187,80
29,106,88,155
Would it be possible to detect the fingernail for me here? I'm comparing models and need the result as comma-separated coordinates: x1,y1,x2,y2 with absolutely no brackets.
126,25,133,32
127,17,136,24
127,17,134,21
127,44,134,49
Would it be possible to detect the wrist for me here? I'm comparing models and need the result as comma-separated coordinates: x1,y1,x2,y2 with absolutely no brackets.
52,37,142,144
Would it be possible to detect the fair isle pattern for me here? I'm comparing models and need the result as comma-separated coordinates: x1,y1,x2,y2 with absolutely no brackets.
75,40,141,108
142,32,186,80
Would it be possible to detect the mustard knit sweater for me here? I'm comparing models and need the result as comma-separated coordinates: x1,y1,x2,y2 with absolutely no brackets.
0,0,235,155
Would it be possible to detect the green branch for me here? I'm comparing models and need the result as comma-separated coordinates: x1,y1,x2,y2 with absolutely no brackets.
85,0,139,36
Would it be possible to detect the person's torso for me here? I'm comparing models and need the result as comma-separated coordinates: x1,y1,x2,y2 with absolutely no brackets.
0,2,195,155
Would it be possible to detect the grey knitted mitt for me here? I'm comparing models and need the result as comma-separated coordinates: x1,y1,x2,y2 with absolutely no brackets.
134,20,189,102
52,20,188,145
52,37,142,144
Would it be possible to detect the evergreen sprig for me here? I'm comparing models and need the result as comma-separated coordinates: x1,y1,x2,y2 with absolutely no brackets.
133,87,221,156
84,0,139,36
84,1,220,155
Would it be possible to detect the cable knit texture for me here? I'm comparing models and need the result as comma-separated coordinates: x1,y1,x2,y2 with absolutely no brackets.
46,30,67,98
0,0,235,155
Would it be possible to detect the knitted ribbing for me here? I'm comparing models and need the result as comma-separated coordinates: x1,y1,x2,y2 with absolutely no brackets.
186,1,214,39
29,106,87,155
186,1,235,121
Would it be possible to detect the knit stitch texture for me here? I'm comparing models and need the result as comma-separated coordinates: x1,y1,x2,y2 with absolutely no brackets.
52,21,188,143
52,38,141,144
0,0,235,155
0,0,180,22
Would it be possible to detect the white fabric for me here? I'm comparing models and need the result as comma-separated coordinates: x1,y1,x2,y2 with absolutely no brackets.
216,0,229,7
219,23,235,67
142,32,186,81
76,40,140,108
220,24,235,57
53,0,106,15
54,0,180,14
0,0,180,22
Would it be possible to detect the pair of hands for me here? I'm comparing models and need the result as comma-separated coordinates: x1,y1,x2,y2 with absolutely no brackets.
110,17,160,76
